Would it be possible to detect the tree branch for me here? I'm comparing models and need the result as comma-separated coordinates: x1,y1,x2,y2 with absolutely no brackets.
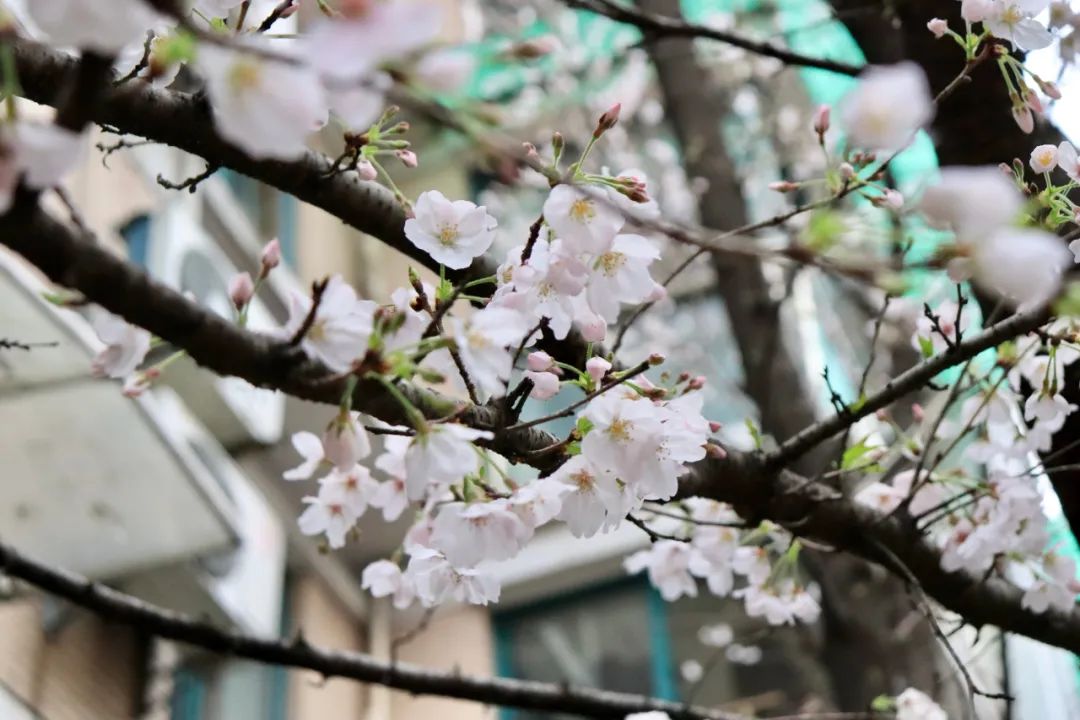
0,540,741,720
560,0,862,76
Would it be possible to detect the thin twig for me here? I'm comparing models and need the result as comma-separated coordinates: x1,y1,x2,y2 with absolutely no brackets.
157,163,219,193
289,278,331,346
504,359,651,432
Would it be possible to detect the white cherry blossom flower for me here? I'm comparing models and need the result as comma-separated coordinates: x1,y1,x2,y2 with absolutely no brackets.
303,2,443,81
896,688,948,720
406,549,501,607
297,482,358,549
1030,143,1059,173
586,233,661,324
738,581,820,625
986,0,1054,50
29,0,160,52
507,478,567,532
582,393,665,487
197,41,327,161
89,308,152,380
16,122,86,190
319,464,379,516
361,560,415,609
551,455,631,537
405,191,498,269
961,0,994,22
281,275,376,372
920,166,1023,242
972,228,1071,308
404,424,493,500
415,49,475,92
1057,141,1080,181
450,306,531,399
625,540,698,601
430,500,530,567
525,370,561,399
283,431,325,480
543,184,625,255
855,482,906,513
732,546,771,585
839,62,933,151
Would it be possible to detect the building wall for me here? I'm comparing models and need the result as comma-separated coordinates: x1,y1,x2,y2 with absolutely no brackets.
286,574,367,719
0,594,141,720
389,606,496,720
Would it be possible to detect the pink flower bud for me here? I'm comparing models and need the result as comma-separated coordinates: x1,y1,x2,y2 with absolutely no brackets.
586,357,612,385
525,370,560,400
927,18,948,38
527,350,555,372
260,238,281,271
872,189,904,210
645,283,667,303
875,408,889,421
357,158,378,181
912,402,925,422
522,142,540,161
839,162,856,180
812,104,830,137
648,353,666,366
1023,88,1044,115
580,315,607,342
1012,104,1035,134
395,149,418,168
510,35,560,60
229,271,254,310
1037,77,1062,100
594,103,621,138
339,0,373,19
708,421,723,433
688,375,705,389
768,180,799,193
705,442,728,459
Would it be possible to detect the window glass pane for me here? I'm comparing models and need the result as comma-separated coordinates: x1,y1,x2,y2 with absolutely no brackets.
497,583,653,720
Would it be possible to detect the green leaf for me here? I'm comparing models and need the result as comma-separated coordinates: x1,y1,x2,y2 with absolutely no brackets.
745,418,763,450
870,694,896,712
575,417,593,437
802,209,846,253
841,436,877,471
918,335,935,359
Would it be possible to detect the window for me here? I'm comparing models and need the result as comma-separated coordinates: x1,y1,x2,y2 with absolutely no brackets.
219,170,298,267
495,579,834,717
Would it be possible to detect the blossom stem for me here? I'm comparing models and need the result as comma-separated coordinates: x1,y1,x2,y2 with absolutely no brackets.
371,374,428,432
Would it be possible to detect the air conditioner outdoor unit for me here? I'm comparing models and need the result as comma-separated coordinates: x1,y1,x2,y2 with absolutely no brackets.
146,203,287,447
121,390,287,637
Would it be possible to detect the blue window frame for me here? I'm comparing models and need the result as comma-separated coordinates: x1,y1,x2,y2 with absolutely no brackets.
119,214,152,268
493,577,677,720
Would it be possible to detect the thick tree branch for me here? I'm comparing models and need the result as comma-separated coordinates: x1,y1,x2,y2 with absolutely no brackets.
560,0,861,76
0,540,741,720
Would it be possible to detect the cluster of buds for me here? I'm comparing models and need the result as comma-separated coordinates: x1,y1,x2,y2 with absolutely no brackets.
611,174,650,204
341,105,416,179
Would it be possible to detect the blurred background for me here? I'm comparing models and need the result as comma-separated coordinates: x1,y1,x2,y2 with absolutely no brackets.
1,0,1080,719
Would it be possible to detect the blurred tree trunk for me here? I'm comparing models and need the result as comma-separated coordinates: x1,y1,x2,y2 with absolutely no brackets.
637,0,945,711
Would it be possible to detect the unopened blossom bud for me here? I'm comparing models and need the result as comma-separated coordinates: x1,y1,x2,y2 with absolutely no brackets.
1012,103,1035,134
688,375,706,389
839,162,856,180
1030,143,1058,173
552,131,565,158
527,350,555,372
705,442,728,459
586,357,611,385
999,162,1013,175
812,104,830,138
708,421,723,433
872,189,904,210
927,18,948,38
649,353,666,366
1023,88,1044,115
229,271,254,310
260,238,281,272
395,149,418,168
525,370,560,400
645,283,667,303
580,314,606,342
357,158,378,181
1036,77,1063,100
960,0,991,22
912,403,925,422
510,35,560,60
875,408,889,421
593,103,621,138
280,1,299,18
522,142,540,162
769,180,799,193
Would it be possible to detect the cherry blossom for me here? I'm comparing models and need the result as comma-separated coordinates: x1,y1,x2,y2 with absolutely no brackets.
29,0,159,53
920,166,1023,242
406,549,501,607
89,308,152,380
1030,143,1059,173
450,306,531,399
1057,140,1080,180
361,560,416,609
585,234,662,324
319,464,379,517
986,0,1054,50
16,122,86,190
430,500,530,567
582,393,666,488
297,482,359,549
404,424,493,500
280,275,376,372
543,185,625,255
524,370,560,399
839,62,933,151
895,688,948,720
322,411,372,470
283,431,325,481
404,191,498,269
551,455,631,537
196,42,327,161
625,540,698,601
